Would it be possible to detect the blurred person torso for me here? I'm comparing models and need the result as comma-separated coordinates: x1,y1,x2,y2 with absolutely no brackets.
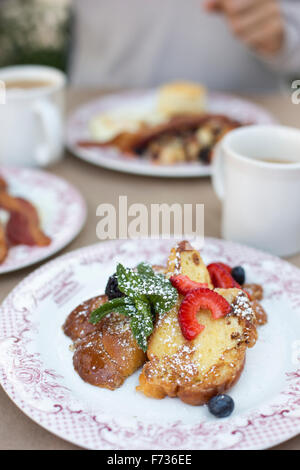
70,0,282,92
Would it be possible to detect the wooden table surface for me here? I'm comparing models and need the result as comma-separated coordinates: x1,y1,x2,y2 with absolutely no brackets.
0,89,299,450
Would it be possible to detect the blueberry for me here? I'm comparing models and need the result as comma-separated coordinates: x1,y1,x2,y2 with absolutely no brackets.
231,266,245,285
105,274,124,300
208,394,234,418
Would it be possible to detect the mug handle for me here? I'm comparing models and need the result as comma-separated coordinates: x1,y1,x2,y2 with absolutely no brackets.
32,99,63,166
212,141,225,201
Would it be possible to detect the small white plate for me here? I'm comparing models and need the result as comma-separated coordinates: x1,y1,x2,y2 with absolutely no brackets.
0,167,86,274
66,90,277,178
0,238,299,449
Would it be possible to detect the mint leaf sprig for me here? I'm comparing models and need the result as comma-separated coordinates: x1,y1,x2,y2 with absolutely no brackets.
89,263,178,352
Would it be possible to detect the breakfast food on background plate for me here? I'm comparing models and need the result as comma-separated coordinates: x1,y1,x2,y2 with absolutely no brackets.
0,174,51,264
157,82,207,116
63,241,267,413
91,114,240,165
0,175,7,192
77,81,243,165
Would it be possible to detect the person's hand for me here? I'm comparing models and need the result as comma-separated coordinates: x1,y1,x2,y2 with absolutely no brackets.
205,0,285,55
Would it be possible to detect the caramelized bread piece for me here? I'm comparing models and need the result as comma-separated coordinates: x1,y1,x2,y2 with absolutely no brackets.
73,330,125,389
251,299,268,326
243,284,267,325
64,263,166,389
63,295,107,341
73,313,146,390
243,283,263,301
64,294,146,390
64,264,167,341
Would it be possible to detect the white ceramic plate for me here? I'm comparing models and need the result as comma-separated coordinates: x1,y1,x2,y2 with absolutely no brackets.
0,238,299,450
0,167,86,274
66,90,276,178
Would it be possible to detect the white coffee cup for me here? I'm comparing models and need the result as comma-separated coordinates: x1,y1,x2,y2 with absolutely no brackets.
212,125,300,257
0,65,66,167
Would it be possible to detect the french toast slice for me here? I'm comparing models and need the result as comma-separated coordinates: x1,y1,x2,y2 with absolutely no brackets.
137,243,258,405
63,295,106,341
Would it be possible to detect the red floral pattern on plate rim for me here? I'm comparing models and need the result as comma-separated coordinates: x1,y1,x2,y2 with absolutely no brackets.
0,167,87,274
0,238,299,450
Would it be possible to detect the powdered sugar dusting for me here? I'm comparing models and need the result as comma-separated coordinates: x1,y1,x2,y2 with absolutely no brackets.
146,343,199,385
232,293,255,322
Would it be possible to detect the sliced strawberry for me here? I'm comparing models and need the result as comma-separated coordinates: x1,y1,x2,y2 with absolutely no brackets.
179,288,232,341
170,274,208,295
207,262,241,289
215,262,232,274
207,262,251,300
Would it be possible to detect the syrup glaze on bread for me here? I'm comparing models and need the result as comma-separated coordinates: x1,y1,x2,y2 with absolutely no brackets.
63,294,146,390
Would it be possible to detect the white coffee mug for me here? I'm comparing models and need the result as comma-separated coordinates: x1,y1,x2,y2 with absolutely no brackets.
212,125,300,257
0,65,66,167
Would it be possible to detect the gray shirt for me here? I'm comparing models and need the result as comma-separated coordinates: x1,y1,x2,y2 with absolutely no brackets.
70,0,300,92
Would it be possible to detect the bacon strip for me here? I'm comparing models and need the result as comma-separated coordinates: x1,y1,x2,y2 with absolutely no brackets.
0,223,8,264
77,132,141,155
0,192,51,247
